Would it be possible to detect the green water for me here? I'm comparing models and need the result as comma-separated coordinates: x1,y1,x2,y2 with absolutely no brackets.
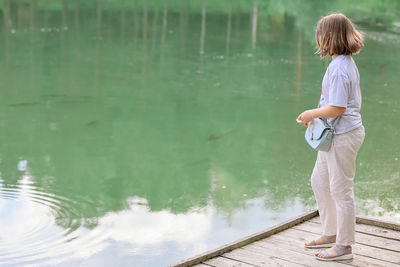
0,1,399,266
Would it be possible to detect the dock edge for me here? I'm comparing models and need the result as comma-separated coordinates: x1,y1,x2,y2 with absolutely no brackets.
170,209,319,267
170,210,400,267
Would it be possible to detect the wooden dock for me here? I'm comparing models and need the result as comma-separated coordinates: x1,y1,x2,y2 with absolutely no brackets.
171,210,400,267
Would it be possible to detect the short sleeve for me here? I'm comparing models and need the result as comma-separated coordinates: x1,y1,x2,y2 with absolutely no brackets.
328,74,349,108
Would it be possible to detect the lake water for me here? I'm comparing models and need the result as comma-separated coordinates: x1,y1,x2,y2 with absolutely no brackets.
0,1,399,266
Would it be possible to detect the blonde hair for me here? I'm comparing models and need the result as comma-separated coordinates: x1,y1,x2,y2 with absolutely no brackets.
315,13,364,58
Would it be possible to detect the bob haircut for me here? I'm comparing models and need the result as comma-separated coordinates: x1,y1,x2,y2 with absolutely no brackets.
315,13,364,58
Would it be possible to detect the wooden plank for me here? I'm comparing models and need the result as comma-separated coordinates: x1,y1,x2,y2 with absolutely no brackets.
356,223,400,241
170,209,318,267
244,242,348,267
275,227,400,266
193,264,211,267
357,216,400,231
172,212,400,267
278,226,400,264
353,244,400,266
203,256,256,267
265,230,393,267
293,221,400,253
276,228,399,264
224,246,306,267
309,215,400,232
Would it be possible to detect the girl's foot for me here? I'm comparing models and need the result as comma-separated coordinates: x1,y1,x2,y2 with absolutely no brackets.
315,245,353,261
304,235,336,248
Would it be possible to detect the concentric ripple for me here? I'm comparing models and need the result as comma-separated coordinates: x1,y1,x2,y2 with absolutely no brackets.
0,176,111,266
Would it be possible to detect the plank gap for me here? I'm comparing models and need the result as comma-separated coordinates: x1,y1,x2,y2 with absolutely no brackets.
277,227,400,265
355,230,400,242
220,255,260,267
356,241,400,254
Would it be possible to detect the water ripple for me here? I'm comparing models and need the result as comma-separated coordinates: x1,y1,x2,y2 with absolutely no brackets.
0,176,110,266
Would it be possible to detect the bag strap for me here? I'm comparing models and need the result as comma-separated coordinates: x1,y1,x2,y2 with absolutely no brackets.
317,97,342,131
331,115,341,131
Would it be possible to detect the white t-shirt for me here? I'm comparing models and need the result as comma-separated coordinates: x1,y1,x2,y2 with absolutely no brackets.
319,55,363,134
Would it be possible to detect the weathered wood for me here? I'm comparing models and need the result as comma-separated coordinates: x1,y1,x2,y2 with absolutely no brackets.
244,242,348,267
293,221,400,253
263,231,390,267
309,216,320,223
356,223,400,241
193,264,211,267
309,215,400,232
356,216,400,231
225,246,306,267
272,228,400,266
203,256,255,267
172,211,400,267
170,209,318,267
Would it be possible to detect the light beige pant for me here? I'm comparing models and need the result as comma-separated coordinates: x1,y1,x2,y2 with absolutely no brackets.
311,125,365,246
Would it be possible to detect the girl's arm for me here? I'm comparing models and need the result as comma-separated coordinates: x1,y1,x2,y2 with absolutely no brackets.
297,105,346,126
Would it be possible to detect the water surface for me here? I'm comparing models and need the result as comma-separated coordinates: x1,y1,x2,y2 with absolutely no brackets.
0,1,399,266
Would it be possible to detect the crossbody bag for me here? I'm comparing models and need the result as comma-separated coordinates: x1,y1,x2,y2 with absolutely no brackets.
305,115,341,151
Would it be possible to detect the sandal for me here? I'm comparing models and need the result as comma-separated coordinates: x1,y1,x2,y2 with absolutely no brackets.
316,245,353,261
305,235,336,248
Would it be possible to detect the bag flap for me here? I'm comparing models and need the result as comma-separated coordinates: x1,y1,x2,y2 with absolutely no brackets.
306,118,330,140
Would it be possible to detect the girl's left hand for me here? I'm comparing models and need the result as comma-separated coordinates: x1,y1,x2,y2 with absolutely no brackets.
297,110,314,126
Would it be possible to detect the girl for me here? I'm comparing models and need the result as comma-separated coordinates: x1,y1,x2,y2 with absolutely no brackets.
297,13,365,261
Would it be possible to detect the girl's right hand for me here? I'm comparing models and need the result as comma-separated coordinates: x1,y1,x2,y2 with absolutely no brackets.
297,110,314,126
296,119,310,127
